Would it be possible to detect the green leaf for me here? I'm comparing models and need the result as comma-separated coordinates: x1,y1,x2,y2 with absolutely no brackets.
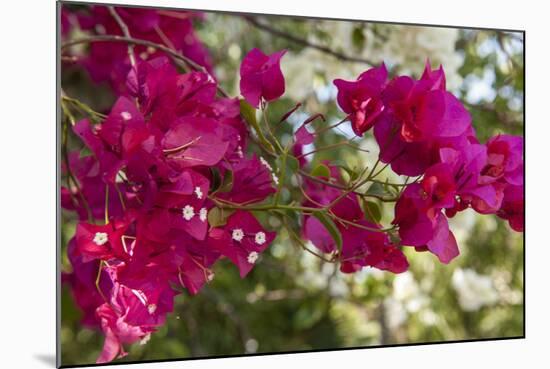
312,212,343,251
210,167,222,193
239,99,275,152
218,170,234,193
338,165,359,182
286,155,300,173
381,178,399,195
366,182,385,196
362,199,382,223
207,207,235,228
239,99,257,126
311,163,330,178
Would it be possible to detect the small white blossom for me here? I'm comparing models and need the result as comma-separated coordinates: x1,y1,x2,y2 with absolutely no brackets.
194,186,203,199
272,174,279,185
147,304,157,314
232,228,244,242
93,232,108,246
182,205,195,221
247,251,259,264
120,111,132,121
254,232,266,245
199,207,208,222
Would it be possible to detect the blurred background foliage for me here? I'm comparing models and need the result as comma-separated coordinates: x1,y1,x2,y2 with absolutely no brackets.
60,5,524,365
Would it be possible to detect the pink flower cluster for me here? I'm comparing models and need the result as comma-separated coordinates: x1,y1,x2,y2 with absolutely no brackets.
334,63,524,264
62,6,212,93
62,56,277,362
300,163,409,274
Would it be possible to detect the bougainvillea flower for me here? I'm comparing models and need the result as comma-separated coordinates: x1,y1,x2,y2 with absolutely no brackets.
421,163,457,213
373,63,472,176
95,277,174,363
333,64,388,135
374,244,409,274
439,144,504,215
149,234,221,295
113,264,177,324
64,239,113,327
75,220,131,262
393,183,436,246
301,162,361,216
425,213,459,263
386,66,470,143
62,155,109,220
162,117,229,169
498,184,524,232
73,119,125,183
175,246,218,294
97,96,156,161
209,210,275,277
127,57,181,129
74,6,212,94
216,155,277,204
96,303,139,363
294,121,315,147
303,216,337,254
420,61,446,90
340,220,389,273
240,48,287,108
393,183,459,263
480,134,524,186
154,169,211,240
374,117,436,176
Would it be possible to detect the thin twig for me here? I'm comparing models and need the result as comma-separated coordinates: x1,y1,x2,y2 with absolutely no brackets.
245,16,377,66
107,6,137,68
298,169,398,203
62,35,230,97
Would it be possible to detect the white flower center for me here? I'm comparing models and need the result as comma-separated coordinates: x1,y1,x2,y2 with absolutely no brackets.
147,304,157,314
120,111,132,121
254,232,266,245
232,228,244,242
236,145,244,158
182,205,195,221
247,251,259,264
199,207,208,222
93,232,108,246
194,186,203,199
